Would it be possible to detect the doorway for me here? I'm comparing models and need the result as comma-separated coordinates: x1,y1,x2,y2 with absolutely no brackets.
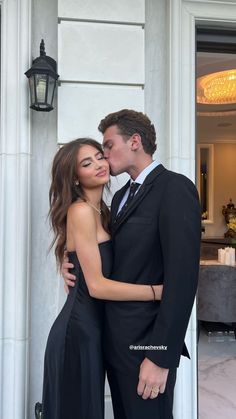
167,2,236,419
196,26,236,419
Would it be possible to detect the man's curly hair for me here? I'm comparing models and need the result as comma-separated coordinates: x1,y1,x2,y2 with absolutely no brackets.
98,109,157,156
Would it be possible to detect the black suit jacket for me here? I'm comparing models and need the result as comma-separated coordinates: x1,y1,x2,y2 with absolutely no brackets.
104,164,201,374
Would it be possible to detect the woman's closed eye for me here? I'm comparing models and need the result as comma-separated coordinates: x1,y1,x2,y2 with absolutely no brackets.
82,160,91,167
81,155,104,167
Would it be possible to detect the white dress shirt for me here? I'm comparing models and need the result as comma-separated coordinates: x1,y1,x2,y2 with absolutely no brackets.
117,159,161,214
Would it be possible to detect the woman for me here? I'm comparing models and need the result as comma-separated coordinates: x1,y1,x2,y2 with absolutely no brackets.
38,138,163,419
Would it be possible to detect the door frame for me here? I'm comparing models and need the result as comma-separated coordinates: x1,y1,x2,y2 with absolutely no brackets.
168,1,236,419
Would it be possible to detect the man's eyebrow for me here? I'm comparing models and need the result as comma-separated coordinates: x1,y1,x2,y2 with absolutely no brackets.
103,139,112,147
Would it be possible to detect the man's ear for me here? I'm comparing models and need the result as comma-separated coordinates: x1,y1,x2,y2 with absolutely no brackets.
130,133,142,151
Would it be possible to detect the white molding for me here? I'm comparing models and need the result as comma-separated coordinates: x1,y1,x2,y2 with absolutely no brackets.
0,0,31,418
168,1,236,419
58,0,145,24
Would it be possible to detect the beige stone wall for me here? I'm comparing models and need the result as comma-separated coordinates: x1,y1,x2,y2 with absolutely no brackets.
205,143,236,237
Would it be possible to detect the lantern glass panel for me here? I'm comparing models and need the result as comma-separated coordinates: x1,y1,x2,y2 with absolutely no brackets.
35,74,47,103
29,76,35,105
47,76,56,106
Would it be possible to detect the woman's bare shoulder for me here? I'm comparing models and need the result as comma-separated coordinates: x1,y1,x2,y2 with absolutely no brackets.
67,201,95,224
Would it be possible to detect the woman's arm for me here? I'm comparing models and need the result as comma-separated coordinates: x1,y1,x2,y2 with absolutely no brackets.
67,203,163,301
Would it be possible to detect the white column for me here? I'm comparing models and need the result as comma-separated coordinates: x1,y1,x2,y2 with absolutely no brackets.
146,1,198,417
145,0,168,165
167,1,198,418
28,0,59,415
0,1,31,418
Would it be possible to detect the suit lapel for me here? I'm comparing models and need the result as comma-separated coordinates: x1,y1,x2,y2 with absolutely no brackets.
111,164,166,235
110,180,130,226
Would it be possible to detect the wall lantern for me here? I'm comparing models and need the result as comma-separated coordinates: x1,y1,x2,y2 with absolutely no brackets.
25,39,59,112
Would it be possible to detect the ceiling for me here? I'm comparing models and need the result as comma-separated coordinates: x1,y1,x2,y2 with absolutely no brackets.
197,52,236,143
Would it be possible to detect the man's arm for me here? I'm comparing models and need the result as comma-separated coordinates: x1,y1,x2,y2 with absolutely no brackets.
61,251,76,292
137,174,201,398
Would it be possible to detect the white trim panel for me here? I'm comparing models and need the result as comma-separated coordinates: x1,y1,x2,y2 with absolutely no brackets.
58,21,145,84
58,83,144,143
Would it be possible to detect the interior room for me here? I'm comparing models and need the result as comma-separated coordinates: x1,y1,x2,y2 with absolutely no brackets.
196,30,236,419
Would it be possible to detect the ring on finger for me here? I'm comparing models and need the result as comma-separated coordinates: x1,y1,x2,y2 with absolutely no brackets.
151,387,159,395
150,390,158,399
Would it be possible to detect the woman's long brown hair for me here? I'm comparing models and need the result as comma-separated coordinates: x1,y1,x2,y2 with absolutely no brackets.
48,138,110,267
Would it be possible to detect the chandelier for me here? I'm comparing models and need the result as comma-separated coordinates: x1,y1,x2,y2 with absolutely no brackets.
197,69,236,105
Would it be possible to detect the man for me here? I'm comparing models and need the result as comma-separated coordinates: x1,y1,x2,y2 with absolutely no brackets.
63,109,201,418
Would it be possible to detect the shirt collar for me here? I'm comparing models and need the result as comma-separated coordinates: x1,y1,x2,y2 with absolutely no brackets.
131,159,161,185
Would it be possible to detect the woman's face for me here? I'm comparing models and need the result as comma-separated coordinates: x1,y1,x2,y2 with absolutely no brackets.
76,144,110,189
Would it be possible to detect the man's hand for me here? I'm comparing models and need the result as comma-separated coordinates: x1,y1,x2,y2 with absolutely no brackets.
137,357,169,399
61,251,76,293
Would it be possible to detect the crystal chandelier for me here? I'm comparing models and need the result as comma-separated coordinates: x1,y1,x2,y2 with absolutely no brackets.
197,69,236,105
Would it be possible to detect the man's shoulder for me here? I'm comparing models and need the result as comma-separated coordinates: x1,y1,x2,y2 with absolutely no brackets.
150,167,199,203
161,168,196,189
111,166,197,200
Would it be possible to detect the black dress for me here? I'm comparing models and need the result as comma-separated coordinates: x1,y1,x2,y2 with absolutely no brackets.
41,240,113,419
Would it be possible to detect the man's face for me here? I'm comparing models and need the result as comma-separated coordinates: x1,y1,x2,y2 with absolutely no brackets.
102,125,132,176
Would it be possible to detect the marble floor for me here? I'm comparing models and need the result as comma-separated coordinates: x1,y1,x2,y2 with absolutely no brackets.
198,326,236,419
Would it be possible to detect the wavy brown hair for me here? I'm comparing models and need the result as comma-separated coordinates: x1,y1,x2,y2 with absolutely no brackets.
49,138,110,267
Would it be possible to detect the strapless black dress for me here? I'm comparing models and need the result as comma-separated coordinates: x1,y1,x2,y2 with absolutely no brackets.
41,241,113,419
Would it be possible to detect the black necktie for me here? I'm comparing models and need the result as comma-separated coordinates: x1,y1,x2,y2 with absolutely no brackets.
116,182,140,220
